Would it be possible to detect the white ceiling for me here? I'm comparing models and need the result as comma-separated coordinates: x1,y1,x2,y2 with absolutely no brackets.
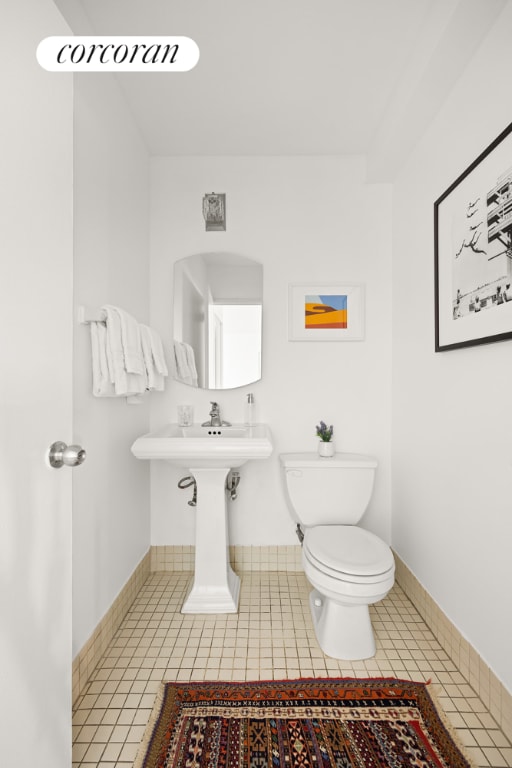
55,0,506,179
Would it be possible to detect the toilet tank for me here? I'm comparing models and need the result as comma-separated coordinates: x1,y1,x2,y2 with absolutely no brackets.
279,452,377,527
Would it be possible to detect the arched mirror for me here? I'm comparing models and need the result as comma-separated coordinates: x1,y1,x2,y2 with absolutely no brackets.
172,252,262,390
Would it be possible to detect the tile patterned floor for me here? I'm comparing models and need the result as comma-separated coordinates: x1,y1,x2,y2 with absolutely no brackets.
72,572,512,767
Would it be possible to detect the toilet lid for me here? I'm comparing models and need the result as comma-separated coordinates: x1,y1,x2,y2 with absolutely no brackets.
303,526,394,579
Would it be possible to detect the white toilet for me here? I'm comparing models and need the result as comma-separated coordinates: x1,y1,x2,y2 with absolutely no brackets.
279,452,395,660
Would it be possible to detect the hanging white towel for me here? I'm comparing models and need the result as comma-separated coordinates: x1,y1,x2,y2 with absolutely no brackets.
90,322,116,397
104,305,145,375
173,340,196,385
146,325,168,375
182,343,198,387
140,324,168,391
102,306,146,395
173,340,192,383
153,328,168,379
169,341,178,379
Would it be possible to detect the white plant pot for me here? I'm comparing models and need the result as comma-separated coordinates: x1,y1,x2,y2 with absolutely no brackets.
318,441,335,457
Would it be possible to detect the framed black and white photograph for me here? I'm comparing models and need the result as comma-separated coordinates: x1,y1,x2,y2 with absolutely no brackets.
434,121,512,352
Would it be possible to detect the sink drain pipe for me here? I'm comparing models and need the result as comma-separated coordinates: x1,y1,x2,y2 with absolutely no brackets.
226,471,240,501
177,475,197,506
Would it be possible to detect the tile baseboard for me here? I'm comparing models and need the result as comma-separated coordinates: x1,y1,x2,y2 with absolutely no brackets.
151,544,303,572
72,550,151,705
394,552,512,742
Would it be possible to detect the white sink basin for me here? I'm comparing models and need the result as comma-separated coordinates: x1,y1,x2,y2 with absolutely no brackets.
131,423,273,468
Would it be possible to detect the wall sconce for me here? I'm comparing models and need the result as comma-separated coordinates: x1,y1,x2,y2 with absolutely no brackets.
202,192,226,231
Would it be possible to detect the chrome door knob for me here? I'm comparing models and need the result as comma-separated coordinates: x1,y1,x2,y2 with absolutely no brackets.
48,441,87,468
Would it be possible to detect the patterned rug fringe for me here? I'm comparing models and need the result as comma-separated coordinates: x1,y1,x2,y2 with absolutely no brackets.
134,681,167,768
422,680,479,768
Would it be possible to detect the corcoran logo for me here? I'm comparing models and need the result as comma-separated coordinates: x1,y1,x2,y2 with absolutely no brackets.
37,36,200,72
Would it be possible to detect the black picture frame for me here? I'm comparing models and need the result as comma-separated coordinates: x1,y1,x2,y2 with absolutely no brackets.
434,121,512,352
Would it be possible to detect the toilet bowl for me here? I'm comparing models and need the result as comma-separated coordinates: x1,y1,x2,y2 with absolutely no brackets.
279,452,395,660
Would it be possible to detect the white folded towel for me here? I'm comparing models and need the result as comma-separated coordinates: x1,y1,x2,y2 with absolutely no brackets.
102,306,146,395
90,322,116,396
104,305,145,375
140,324,168,391
172,341,199,387
145,325,168,375
183,343,198,387
173,340,193,384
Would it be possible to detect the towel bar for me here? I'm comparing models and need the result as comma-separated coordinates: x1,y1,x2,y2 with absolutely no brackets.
78,305,107,324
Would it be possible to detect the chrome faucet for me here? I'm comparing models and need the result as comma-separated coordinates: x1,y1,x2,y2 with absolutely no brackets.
202,401,231,427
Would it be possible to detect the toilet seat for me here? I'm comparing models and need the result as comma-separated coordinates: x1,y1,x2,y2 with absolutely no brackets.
303,526,394,583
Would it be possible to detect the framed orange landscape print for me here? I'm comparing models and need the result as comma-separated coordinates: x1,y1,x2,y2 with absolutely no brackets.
288,283,365,341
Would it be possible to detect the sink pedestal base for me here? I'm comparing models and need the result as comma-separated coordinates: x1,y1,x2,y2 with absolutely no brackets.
181,467,240,614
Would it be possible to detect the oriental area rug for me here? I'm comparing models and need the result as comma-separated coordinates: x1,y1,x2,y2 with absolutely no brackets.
135,678,477,768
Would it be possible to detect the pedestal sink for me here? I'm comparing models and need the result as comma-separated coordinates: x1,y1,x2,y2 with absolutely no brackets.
131,423,273,613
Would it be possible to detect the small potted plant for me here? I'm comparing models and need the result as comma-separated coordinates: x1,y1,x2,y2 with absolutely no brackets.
316,420,335,457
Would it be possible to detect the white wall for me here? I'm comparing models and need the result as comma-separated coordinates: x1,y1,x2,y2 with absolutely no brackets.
392,4,512,693
72,73,151,655
150,156,393,547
